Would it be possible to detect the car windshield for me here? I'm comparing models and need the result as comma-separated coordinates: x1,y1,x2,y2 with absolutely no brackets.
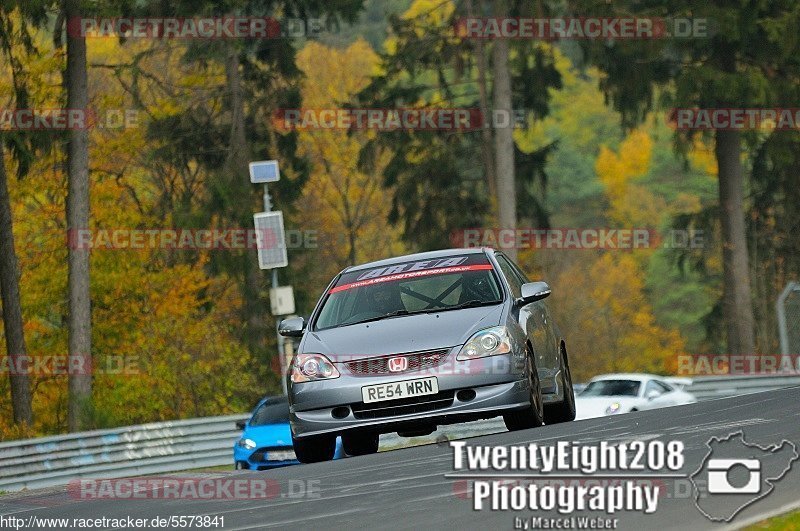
315,254,502,330
580,380,641,397
249,399,290,426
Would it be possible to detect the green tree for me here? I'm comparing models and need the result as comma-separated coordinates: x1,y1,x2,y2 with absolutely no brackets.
574,0,800,356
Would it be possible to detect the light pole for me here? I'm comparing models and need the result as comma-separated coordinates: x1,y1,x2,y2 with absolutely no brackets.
249,161,293,395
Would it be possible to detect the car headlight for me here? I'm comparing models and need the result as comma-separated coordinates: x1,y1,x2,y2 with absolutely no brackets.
457,326,512,360
237,438,256,450
291,353,340,383
605,402,622,415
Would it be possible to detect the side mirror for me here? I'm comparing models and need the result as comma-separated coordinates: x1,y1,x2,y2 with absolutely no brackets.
646,390,660,400
518,281,551,305
235,419,247,430
279,316,306,337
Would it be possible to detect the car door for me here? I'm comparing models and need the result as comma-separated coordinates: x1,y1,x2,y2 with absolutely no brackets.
494,254,557,393
509,256,560,392
509,258,560,372
642,379,678,409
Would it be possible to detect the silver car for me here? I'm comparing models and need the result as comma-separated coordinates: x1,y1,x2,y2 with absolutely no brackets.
280,248,575,462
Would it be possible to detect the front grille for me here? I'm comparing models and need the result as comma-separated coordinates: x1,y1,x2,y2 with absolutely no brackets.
250,446,293,463
351,391,455,419
346,349,449,376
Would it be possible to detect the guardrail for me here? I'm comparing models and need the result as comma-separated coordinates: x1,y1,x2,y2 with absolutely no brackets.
0,415,247,492
685,373,800,401
1,374,798,492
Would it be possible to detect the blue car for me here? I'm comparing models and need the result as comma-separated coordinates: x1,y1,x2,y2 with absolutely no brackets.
234,395,345,469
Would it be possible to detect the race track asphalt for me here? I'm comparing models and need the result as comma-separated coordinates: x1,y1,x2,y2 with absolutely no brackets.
2,387,799,530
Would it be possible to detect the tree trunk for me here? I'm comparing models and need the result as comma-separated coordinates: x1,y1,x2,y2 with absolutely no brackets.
492,0,516,260
224,43,267,357
0,145,32,426
466,0,496,205
715,128,756,359
65,0,92,431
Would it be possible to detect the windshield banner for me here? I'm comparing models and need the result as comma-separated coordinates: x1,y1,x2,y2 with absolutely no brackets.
330,255,493,294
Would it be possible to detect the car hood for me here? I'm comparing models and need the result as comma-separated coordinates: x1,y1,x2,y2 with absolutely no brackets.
304,304,505,361
575,396,641,420
242,422,293,447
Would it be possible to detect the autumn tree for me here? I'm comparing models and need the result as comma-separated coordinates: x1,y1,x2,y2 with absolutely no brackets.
574,0,800,357
357,0,560,250
0,4,52,427
294,40,404,273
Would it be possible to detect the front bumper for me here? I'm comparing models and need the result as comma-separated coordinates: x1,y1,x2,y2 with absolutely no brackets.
233,445,298,470
289,348,529,438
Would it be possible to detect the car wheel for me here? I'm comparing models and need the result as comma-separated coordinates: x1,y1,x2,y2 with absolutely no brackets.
544,345,576,424
503,346,544,431
292,433,336,464
342,432,380,456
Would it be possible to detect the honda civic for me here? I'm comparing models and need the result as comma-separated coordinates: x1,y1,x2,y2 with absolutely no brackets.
280,248,575,463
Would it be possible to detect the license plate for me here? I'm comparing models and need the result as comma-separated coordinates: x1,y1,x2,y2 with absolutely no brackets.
267,450,296,461
361,377,439,404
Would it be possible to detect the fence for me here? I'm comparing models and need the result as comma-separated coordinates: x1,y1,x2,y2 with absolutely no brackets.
1,374,798,492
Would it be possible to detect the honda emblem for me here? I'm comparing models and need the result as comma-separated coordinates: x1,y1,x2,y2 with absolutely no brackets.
387,356,408,372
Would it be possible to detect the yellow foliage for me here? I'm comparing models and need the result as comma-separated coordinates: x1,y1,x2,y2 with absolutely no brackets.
292,40,405,286
385,0,457,56
688,138,718,176
0,32,259,437
595,129,665,227
550,253,685,380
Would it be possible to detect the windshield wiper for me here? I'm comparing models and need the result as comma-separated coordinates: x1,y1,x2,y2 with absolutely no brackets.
426,299,502,312
339,309,412,327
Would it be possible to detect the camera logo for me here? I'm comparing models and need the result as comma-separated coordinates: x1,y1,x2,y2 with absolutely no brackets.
690,431,798,522
707,459,760,494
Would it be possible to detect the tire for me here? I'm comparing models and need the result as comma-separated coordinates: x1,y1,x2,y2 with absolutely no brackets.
544,345,576,424
342,432,380,456
503,346,544,431
292,433,336,464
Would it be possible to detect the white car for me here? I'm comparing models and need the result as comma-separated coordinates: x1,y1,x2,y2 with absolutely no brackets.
575,373,696,420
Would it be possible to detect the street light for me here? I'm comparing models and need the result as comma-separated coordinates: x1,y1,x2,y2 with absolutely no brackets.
250,160,294,395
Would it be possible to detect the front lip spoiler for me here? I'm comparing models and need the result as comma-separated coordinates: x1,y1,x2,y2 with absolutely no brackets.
291,380,529,438
292,402,528,438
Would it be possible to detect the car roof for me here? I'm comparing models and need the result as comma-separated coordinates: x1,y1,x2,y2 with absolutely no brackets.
344,248,491,273
590,373,663,382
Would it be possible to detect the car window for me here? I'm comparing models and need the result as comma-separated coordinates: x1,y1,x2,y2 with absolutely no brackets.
315,254,502,329
507,257,531,284
580,379,641,397
495,254,523,298
250,400,290,426
653,380,674,393
644,380,666,397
